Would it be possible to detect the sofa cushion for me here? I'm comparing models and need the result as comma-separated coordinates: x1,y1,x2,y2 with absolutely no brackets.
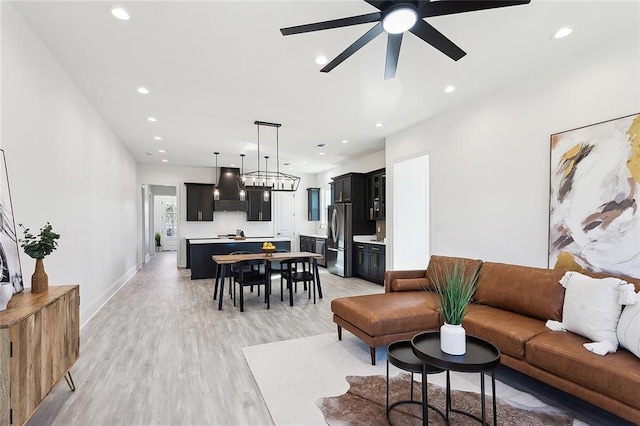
463,305,549,359
391,278,430,292
331,292,440,336
475,262,566,321
559,271,625,350
526,331,640,410
425,255,483,291
618,296,640,359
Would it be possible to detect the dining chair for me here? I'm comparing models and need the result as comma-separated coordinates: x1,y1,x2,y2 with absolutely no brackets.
232,258,271,312
280,256,316,306
228,251,257,297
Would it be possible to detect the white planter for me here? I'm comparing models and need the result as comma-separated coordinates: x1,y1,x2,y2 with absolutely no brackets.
440,323,466,355
0,283,13,311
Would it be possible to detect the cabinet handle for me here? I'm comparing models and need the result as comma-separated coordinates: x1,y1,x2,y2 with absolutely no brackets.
198,211,202,221
370,207,374,220
371,246,379,251
339,191,343,202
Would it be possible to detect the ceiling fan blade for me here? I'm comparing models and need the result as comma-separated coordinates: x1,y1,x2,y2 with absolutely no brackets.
421,1,531,17
364,0,391,10
384,33,403,80
321,23,384,73
280,12,381,36
410,20,466,61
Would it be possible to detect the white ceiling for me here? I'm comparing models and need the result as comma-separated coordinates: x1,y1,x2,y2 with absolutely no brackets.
11,0,640,174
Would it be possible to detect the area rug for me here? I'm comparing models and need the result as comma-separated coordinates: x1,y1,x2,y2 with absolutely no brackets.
242,333,585,426
317,373,573,426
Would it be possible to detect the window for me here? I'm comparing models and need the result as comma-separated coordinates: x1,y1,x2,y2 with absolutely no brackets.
165,201,177,237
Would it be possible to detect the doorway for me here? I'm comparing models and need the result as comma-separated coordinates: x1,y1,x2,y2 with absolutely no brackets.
147,185,178,261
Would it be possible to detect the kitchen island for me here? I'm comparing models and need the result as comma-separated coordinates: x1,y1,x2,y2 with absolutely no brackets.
186,237,292,279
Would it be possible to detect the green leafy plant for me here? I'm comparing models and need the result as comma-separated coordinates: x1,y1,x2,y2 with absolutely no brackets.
430,261,478,325
18,222,60,259
155,232,162,246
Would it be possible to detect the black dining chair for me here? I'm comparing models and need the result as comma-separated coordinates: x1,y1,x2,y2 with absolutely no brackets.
228,251,258,297
232,258,271,312
280,256,316,306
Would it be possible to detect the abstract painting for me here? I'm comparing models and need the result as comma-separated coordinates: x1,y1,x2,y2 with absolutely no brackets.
0,150,23,292
549,113,640,278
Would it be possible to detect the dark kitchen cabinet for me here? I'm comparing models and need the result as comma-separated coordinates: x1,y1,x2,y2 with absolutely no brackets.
367,169,386,220
354,242,386,285
299,235,327,267
330,173,363,203
246,187,271,221
185,183,214,221
354,244,370,279
307,187,320,221
300,235,314,252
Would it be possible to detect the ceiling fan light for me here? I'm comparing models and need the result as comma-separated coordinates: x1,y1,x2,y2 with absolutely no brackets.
382,7,418,34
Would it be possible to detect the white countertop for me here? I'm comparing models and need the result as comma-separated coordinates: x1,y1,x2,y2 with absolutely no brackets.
353,235,386,245
188,237,292,244
300,233,328,239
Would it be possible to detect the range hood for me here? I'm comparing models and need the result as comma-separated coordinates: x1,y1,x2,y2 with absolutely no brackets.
214,167,248,212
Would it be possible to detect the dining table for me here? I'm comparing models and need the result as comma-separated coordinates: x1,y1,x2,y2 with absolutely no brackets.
212,251,324,310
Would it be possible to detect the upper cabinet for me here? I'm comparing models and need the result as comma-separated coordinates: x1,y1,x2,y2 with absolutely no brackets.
246,186,272,221
330,173,366,204
307,187,320,221
367,168,386,220
185,183,214,221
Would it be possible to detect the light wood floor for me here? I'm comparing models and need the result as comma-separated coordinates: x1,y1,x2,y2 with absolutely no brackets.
27,251,383,426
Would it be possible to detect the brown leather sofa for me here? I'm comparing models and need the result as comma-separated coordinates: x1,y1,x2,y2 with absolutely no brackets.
330,255,640,424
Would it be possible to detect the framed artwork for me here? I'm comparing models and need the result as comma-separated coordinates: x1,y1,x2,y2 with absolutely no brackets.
0,149,23,292
549,113,640,278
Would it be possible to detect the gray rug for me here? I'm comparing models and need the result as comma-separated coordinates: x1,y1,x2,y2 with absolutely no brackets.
317,374,574,426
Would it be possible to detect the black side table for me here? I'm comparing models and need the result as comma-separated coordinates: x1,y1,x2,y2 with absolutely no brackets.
411,331,501,426
386,340,446,425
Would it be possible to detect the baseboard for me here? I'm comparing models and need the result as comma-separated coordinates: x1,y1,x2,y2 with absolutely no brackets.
79,264,139,328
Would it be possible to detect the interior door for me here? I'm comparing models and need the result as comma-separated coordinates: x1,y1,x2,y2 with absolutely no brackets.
274,192,296,246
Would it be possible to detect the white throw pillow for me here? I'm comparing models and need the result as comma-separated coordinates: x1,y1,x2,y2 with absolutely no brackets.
618,293,640,359
559,271,625,351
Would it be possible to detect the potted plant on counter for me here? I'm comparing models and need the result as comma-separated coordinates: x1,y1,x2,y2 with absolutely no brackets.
19,222,60,293
430,261,478,355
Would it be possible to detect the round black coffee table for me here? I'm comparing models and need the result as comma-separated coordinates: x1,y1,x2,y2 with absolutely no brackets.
386,340,447,425
411,331,501,426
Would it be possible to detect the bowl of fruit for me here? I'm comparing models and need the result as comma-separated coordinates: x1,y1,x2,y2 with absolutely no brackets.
262,242,276,256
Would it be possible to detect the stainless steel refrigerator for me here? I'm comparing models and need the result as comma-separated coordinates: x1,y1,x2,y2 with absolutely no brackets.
327,203,353,277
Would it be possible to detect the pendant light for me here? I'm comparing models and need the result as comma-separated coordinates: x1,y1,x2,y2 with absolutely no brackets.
263,156,270,202
213,152,220,201
239,154,246,201
237,121,300,192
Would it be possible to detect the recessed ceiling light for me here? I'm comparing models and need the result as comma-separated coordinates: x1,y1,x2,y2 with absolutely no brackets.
315,55,328,65
375,122,383,128
147,117,157,122
162,159,168,163
154,136,162,140
552,27,573,39
319,152,326,156
444,85,456,93
302,161,307,164
230,163,236,167
342,140,349,144
158,149,166,153
137,87,149,94
110,6,130,21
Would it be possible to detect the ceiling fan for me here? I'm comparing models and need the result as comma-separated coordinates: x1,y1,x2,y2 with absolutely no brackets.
280,1,531,80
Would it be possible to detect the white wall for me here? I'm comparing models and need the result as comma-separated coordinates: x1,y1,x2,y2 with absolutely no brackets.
316,150,385,190
138,163,317,266
1,3,138,325
386,33,640,270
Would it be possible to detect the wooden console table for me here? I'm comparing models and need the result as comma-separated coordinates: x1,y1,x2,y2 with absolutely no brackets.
0,285,79,426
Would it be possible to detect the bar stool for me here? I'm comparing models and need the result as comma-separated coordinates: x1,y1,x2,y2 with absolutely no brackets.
386,340,447,425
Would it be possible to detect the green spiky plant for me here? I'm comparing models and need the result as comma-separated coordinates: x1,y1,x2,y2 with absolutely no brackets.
430,261,478,325
18,222,60,259
155,232,162,247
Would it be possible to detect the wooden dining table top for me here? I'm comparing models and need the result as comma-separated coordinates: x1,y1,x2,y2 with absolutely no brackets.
211,251,323,264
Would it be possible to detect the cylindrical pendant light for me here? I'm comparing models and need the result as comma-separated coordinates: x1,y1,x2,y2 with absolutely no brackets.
213,152,220,201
